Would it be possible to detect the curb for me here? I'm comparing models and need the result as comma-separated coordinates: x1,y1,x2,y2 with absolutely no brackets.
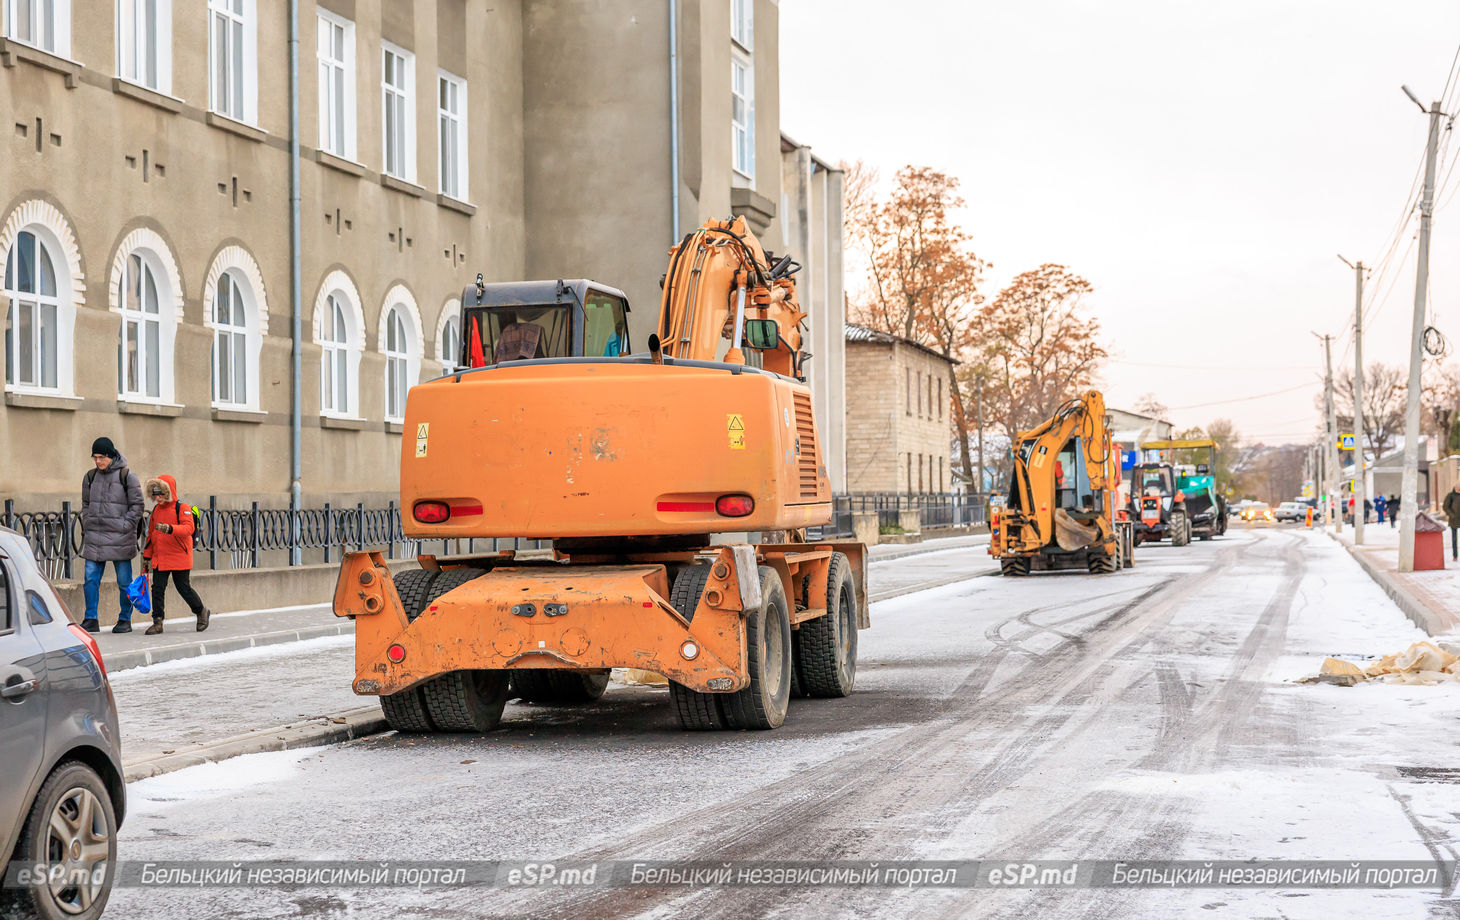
123,706,386,783
104,621,354,673
1331,536,1448,637
869,538,991,564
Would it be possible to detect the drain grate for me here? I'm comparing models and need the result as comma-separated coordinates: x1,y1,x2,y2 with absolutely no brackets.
1395,766,1460,783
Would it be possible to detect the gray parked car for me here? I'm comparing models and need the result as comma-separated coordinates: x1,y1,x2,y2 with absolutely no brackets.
0,527,124,920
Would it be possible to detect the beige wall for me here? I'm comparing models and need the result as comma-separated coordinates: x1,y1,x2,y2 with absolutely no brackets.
845,338,954,494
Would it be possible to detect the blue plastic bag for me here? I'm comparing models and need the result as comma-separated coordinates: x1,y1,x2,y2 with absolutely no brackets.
127,574,152,614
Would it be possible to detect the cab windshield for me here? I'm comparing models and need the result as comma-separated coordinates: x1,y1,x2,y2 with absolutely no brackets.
463,305,571,366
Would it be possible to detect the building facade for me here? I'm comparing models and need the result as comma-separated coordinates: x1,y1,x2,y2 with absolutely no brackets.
844,324,953,494
1,0,845,508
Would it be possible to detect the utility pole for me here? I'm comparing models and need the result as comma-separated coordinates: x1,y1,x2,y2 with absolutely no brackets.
1315,333,1341,532
1399,86,1443,572
1340,255,1366,544
975,375,986,507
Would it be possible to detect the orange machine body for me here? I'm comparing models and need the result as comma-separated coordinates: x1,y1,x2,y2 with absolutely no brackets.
401,358,830,539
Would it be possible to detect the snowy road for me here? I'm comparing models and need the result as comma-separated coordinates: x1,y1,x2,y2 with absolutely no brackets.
109,528,1460,919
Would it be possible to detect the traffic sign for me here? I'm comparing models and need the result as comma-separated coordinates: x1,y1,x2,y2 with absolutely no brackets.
1337,434,1355,451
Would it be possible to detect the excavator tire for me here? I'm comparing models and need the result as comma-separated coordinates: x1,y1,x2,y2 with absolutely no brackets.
1000,557,1031,577
794,552,857,698
377,569,442,733
721,567,793,730
1087,542,1119,574
422,669,510,732
510,669,611,703
668,565,726,730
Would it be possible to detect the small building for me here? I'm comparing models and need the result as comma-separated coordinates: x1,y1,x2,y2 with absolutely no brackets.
1108,408,1174,456
844,324,954,494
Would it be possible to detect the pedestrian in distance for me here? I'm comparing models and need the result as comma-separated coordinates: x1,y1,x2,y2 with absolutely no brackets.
80,437,144,633
1389,494,1400,528
1444,483,1460,562
1364,497,1372,523
1375,493,1387,524
140,474,210,635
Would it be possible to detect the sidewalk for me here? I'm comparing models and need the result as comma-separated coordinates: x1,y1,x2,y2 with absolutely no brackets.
1330,523,1460,637
109,538,995,782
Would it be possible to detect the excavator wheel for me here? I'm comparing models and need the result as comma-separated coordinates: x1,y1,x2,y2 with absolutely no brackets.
1000,557,1031,577
1087,545,1118,574
721,567,793,730
668,565,726,730
377,569,440,733
379,566,509,733
510,669,611,704
794,552,857,698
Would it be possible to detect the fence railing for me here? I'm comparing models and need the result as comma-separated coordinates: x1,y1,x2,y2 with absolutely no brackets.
5,492,985,578
1,499,544,581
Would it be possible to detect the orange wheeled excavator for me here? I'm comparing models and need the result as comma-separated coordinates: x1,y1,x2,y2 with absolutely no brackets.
334,216,867,732
989,390,1134,575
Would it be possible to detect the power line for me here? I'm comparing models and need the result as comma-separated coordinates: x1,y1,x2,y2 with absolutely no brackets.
1165,380,1318,411
1108,359,1310,371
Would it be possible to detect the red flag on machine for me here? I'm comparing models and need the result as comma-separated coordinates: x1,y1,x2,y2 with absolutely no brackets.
468,315,486,368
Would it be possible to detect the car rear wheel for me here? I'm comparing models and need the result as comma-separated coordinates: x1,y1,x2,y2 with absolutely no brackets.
0,761,117,920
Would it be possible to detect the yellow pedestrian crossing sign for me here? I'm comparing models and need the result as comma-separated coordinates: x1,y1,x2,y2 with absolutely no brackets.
1338,434,1355,451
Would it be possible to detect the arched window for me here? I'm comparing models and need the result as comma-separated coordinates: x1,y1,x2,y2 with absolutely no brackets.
321,292,351,415
204,246,267,412
118,252,162,399
212,271,248,405
440,313,460,374
4,230,60,390
384,306,409,420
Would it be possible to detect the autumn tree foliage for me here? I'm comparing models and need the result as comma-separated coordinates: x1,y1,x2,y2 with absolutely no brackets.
846,164,989,483
977,264,1107,442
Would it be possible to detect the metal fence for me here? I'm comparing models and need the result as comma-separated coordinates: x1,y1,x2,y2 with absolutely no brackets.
1,499,543,582
5,492,984,579
806,492,986,539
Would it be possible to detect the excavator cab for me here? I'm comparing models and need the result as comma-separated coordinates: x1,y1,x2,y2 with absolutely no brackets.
454,279,631,368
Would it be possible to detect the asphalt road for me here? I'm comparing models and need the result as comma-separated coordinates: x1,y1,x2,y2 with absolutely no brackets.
108,526,1459,920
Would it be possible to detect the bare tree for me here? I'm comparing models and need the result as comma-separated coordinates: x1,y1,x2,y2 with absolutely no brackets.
1327,363,1406,462
1421,359,1460,454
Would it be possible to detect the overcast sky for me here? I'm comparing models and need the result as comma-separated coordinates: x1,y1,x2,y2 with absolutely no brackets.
780,0,1460,446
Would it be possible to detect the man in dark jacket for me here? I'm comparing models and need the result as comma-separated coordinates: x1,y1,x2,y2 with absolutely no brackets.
1444,483,1460,561
80,437,144,633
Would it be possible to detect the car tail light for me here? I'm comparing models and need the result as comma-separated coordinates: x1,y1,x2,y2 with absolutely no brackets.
413,501,451,524
715,494,755,517
68,624,107,678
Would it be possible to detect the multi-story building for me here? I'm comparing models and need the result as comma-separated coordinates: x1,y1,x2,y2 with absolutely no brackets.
844,323,953,494
0,0,845,508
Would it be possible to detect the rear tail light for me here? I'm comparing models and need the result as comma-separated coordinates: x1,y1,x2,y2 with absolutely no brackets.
413,501,451,524
715,494,755,517
387,644,407,663
68,624,107,678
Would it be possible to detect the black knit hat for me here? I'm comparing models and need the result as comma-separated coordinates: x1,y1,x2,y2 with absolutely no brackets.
91,437,117,458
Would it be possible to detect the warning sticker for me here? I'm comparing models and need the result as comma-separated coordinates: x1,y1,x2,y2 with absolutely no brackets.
727,413,746,450
415,422,429,459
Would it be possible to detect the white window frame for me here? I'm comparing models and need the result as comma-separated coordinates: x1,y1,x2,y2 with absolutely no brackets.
437,306,461,375
211,270,248,408
381,42,416,182
320,293,352,416
116,251,165,402
208,0,257,125
203,246,267,412
3,229,61,393
116,0,171,94
316,9,356,160
731,52,755,182
383,306,412,422
730,0,752,51
437,69,467,201
4,0,71,58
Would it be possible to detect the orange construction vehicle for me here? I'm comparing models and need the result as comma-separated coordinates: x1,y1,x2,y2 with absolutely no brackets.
989,390,1134,575
333,216,867,732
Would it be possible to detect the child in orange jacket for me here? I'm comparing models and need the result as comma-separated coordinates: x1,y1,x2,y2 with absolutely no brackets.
141,474,210,635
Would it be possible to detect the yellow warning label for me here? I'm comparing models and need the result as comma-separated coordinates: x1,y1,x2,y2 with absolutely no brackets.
727,413,746,450
414,440,428,459
414,422,429,458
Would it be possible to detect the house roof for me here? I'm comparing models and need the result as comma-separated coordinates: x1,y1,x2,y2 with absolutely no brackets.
845,323,958,364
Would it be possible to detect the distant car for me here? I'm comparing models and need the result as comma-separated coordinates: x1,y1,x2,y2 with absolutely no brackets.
0,526,124,920
1240,502,1274,522
1274,501,1307,522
